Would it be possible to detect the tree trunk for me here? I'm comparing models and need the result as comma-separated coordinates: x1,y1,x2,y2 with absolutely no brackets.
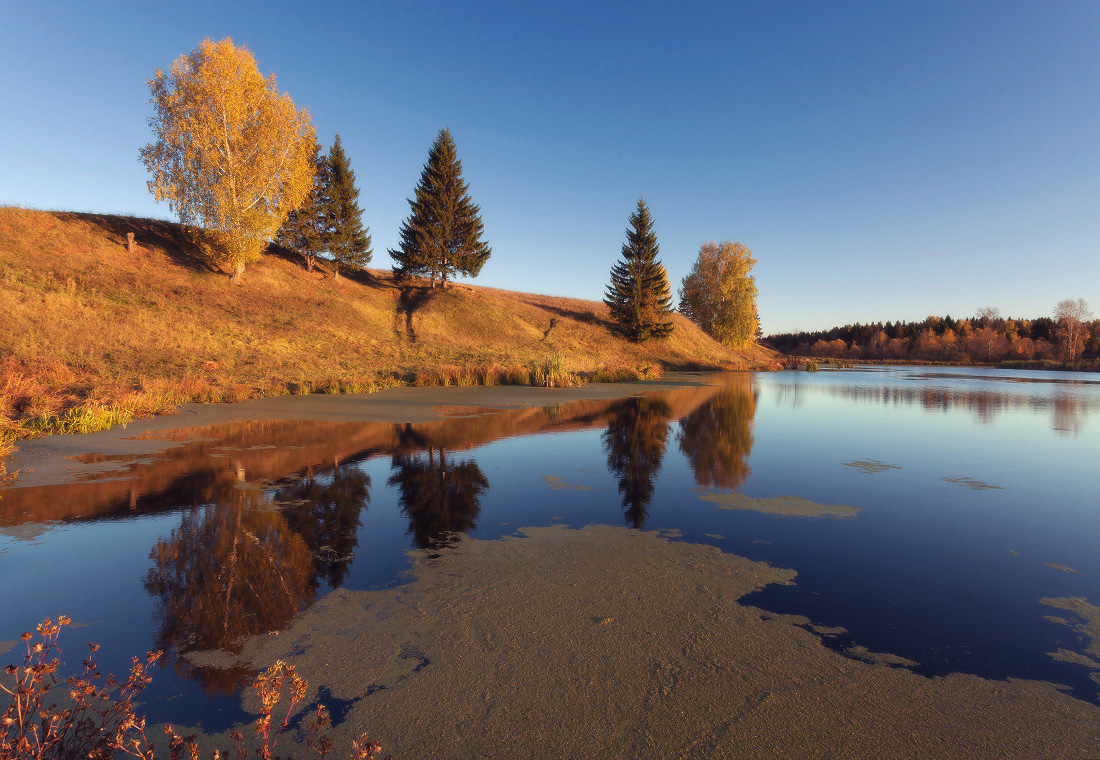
231,263,244,284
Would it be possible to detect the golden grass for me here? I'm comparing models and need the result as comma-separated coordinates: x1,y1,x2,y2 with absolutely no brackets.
0,206,776,451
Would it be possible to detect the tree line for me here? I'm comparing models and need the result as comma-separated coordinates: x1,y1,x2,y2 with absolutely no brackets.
765,301,1098,367
139,38,759,349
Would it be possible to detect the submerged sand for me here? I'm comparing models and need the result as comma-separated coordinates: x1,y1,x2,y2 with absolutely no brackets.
189,525,1100,759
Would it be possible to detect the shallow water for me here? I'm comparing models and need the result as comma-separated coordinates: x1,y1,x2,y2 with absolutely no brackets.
1,366,1098,731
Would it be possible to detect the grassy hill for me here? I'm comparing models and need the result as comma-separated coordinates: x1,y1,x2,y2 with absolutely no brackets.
0,206,776,459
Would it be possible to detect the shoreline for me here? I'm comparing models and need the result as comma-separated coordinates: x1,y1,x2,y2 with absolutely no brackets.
3,372,735,489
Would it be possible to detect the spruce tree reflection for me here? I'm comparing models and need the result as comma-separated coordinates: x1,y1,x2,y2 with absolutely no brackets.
678,381,757,490
603,398,671,529
274,458,371,588
145,472,313,693
388,446,488,549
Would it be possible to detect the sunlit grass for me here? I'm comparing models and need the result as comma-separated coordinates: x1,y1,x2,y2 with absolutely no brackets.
0,206,773,463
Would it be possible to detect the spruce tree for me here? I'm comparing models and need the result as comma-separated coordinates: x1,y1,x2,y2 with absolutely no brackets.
322,134,372,278
604,198,674,341
275,139,328,272
389,128,491,287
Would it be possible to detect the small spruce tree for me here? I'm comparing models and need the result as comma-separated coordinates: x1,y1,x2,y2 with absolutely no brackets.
389,128,491,288
605,198,674,341
275,139,329,272
322,134,372,278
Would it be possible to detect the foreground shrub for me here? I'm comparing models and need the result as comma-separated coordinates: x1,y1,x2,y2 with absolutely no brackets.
0,617,388,760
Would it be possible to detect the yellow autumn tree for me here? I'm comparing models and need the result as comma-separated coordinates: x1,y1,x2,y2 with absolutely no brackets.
140,38,316,282
678,240,758,349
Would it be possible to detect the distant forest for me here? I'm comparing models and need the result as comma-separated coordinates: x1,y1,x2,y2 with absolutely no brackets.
764,309,1100,367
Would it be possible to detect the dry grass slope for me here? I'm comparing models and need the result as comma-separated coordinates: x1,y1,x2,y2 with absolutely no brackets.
0,206,776,447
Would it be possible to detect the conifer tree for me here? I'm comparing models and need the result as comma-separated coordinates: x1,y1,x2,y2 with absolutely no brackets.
604,198,673,341
275,139,328,273
322,134,372,278
389,128,491,287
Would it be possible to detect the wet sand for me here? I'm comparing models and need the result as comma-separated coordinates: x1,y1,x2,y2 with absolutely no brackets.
189,525,1100,759
6,375,719,488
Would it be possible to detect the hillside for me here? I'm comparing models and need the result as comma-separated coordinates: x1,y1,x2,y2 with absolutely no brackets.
0,207,776,452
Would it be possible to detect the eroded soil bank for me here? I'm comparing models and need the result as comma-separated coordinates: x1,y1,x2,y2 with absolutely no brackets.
190,525,1100,759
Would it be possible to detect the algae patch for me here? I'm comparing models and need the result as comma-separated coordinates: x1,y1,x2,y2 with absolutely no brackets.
184,525,1100,760
541,475,594,491
941,475,1003,490
843,459,901,474
1041,597,1100,689
845,645,919,668
696,489,860,519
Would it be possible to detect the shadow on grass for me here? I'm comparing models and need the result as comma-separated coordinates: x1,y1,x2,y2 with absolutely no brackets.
59,212,220,274
393,285,439,342
535,302,612,331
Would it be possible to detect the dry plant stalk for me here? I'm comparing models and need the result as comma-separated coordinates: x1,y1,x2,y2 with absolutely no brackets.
1,619,388,760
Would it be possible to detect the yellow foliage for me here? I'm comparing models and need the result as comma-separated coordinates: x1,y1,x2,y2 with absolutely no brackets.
679,240,758,349
140,37,316,281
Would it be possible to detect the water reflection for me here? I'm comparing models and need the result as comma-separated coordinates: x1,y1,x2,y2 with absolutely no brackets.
388,446,488,550
2,375,759,697
144,484,314,693
273,459,371,588
679,383,757,490
603,399,671,529
769,371,1094,432
5,369,1100,719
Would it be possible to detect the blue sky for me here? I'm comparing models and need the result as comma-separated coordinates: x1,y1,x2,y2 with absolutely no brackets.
2,1,1097,334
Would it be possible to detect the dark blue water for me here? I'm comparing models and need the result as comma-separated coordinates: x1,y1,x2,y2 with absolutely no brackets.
1,367,1098,730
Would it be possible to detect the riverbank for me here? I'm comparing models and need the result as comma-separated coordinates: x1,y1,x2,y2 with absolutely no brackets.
0,207,776,467
3,372,728,490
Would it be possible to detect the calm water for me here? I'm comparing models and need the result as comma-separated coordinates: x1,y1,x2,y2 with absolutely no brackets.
1,367,1098,730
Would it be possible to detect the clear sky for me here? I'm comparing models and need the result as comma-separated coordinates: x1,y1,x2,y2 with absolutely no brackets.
2,1,1097,334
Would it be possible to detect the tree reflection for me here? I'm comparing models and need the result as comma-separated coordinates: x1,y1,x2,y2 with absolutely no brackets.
274,459,371,588
678,381,757,489
144,476,313,693
387,446,488,549
603,398,671,529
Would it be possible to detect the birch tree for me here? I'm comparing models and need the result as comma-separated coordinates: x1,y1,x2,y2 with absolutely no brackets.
141,38,316,283
679,240,758,349
1054,298,1092,363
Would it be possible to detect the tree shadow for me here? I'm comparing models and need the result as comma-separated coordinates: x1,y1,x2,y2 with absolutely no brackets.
57,212,220,273
393,285,438,342
534,303,612,330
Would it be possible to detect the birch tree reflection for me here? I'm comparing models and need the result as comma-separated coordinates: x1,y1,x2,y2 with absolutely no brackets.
388,446,488,549
603,398,671,529
145,478,313,692
678,381,757,490
274,460,371,588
